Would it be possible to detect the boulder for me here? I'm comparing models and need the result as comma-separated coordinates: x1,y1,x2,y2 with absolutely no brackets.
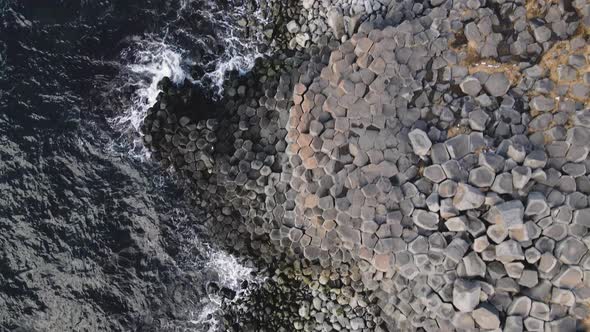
483,72,511,97
326,8,345,39
453,183,485,210
453,279,481,312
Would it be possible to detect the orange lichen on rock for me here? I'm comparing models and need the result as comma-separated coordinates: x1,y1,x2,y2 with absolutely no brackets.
538,36,589,105
468,60,523,86
447,125,470,139
525,0,559,19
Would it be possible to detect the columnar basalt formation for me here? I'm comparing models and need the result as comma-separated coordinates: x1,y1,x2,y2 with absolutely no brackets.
142,0,590,329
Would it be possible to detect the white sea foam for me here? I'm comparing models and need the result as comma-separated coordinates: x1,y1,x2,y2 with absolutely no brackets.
184,240,263,332
116,41,189,132
106,1,270,328
206,249,257,290
109,0,270,157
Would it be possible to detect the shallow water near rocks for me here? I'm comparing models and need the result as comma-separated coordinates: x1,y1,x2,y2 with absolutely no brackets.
0,0,266,330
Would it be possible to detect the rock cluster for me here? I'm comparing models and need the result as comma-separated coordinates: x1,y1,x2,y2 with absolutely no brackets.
282,0,445,49
142,0,590,329
221,262,381,331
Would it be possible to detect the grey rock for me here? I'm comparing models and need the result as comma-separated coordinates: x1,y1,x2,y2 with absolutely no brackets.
479,152,505,172
507,296,532,316
473,236,489,253
468,166,496,187
295,33,310,48
505,262,525,278
543,223,567,241
460,76,482,96
453,279,481,312
512,166,532,190
486,224,508,243
289,228,304,242
533,25,552,42
472,303,500,329
468,110,490,131
426,193,440,212
408,129,432,156
519,269,539,288
488,200,524,230
530,96,555,112
452,312,475,329
525,192,548,216
546,317,576,331
573,208,590,227
442,160,468,182
350,317,365,329
445,216,467,232
525,247,541,264
286,20,300,34
438,179,457,198
483,72,511,97
507,143,527,163
497,277,520,292
524,317,544,331
551,288,575,306
408,236,428,254
302,0,314,9
412,210,439,230
495,240,524,262
431,143,450,164
562,162,586,177
555,237,587,264
303,246,320,260
463,252,486,277
505,316,524,332
453,183,485,210
530,301,550,321
326,8,345,39
552,266,583,288
445,134,470,159
557,65,577,82
424,165,446,183
445,238,470,263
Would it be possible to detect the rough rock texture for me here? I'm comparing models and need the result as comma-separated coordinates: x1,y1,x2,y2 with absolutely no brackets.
141,0,590,329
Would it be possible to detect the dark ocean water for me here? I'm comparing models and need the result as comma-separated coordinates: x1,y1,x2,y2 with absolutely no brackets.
0,0,265,331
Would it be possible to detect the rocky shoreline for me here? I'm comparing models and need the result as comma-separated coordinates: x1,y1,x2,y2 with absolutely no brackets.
142,0,590,330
